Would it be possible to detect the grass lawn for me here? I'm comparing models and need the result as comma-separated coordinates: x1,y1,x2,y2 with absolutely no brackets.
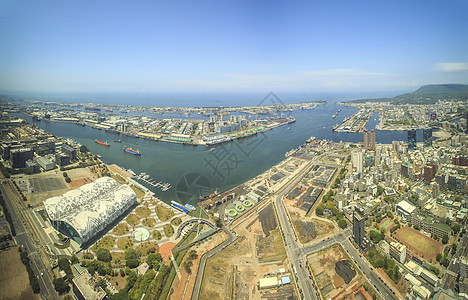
164,224,174,238
117,236,134,250
110,252,126,264
171,217,182,226
142,218,156,227
156,205,174,221
135,206,152,218
126,213,140,226
395,226,441,260
153,230,162,240
92,236,116,251
136,242,159,256
111,173,127,184
130,185,146,199
113,223,129,236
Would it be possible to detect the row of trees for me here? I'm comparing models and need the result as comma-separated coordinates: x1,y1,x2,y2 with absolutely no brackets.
367,246,401,284
19,250,40,293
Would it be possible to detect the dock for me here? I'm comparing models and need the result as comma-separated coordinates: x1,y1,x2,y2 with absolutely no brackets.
135,173,172,192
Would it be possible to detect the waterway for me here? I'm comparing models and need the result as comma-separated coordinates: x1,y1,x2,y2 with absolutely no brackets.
16,102,412,205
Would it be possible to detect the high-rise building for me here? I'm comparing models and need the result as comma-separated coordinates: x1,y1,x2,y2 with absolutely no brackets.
10,148,33,168
363,130,376,151
353,207,365,247
423,128,433,147
407,129,417,150
424,165,436,182
351,151,363,173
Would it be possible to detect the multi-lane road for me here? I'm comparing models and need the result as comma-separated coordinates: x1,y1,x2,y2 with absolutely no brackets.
1,180,59,300
273,156,400,300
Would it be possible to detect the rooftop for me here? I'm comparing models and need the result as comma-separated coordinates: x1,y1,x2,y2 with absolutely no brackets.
397,200,416,214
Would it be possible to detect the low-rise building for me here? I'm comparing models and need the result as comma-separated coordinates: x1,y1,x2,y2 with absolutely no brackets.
72,269,106,300
396,200,416,219
420,269,439,286
259,277,279,289
36,156,55,171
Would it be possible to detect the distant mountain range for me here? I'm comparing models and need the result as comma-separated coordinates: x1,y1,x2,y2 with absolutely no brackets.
350,84,468,104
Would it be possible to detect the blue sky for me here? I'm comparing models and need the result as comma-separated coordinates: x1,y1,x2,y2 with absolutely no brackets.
1,0,468,95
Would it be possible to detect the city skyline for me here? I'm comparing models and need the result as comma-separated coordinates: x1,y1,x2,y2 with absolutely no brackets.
1,0,468,95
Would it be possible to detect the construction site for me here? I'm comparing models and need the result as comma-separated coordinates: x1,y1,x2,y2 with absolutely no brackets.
199,203,294,299
307,244,373,300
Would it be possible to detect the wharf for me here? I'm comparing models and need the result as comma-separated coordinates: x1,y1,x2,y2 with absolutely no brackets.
135,173,172,192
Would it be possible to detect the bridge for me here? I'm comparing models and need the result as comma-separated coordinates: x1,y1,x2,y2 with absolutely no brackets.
175,218,216,239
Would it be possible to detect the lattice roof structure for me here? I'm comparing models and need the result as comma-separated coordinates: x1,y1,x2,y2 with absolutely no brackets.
44,177,137,245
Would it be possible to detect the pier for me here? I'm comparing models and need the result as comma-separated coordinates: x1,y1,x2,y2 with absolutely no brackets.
135,173,172,192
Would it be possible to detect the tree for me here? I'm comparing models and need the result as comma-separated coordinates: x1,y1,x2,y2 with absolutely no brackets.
80,145,88,153
215,218,223,228
65,177,71,183
316,202,324,215
126,259,139,268
376,185,384,197
53,277,70,295
125,248,138,260
436,253,442,262
70,255,79,264
96,248,112,262
338,219,347,229
452,244,458,255
442,234,449,244
147,253,163,269
452,224,461,234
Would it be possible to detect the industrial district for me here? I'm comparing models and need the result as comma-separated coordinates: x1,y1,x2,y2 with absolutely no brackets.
1,97,468,300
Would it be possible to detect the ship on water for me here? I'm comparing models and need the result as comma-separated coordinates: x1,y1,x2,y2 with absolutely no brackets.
124,147,141,156
95,140,110,147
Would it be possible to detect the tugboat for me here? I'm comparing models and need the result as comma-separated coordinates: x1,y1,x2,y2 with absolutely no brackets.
95,140,110,147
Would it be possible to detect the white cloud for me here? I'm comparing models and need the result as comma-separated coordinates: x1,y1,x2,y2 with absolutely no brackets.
435,62,468,72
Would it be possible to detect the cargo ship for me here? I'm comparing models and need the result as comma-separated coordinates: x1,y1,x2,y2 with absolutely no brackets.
124,147,141,156
95,140,110,147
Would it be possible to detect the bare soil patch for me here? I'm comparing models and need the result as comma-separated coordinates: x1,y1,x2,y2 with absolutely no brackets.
294,218,334,244
308,244,363,300
0,248,36,300
258,203,277,236
159,242,176,261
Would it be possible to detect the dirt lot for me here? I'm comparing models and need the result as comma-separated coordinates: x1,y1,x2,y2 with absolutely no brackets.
293,218,334,244
395,226,441,260
282,189,334,244
200,201,292,300
0,247,36,300
307,244,364,300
